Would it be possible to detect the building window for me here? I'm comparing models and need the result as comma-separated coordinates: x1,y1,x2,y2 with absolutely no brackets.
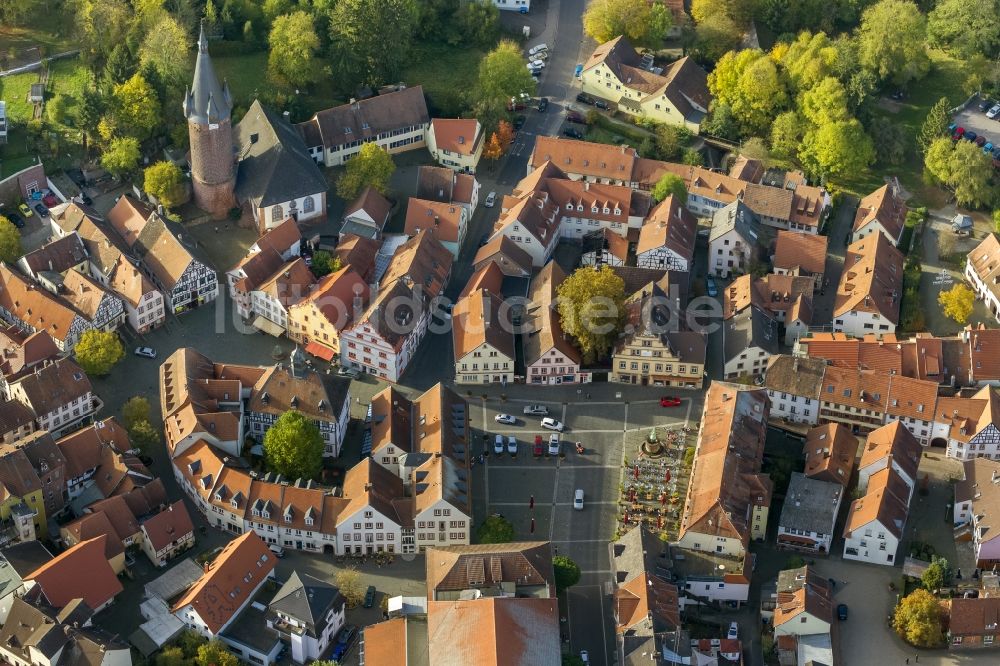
303,196,315,213
271,204,283,220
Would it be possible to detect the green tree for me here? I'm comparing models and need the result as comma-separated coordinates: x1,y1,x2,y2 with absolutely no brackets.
918,97,953,153
857,0,930,87
139,16,191,93
691,0,754,26
104,43,137,86
195,640,239,666
994,209,1000,233
155,646,186,666
77,88,107,143
0,0,44,26
456,0,502,48
868,116,908,166
122,396,152,430
927,0,1000,60
562,657,586,666
476,39,537,120
335,142,396,200
310,250,342,278
101,137,142,177
708,49,789,137
263,410,324,480
74,330,125,376
702,103,739,140
800,119,875,178
776,31,838,93
46,94,69,125
335,568,365,607
893,589,945,647
921,555,954,591
682,148,704,165
693,13,743,64
740,137,771,165
204,0,220,35
476,514,515,543
129,419,162,454
77,0,133,74
112,74,161,140
176,629,206,659
799,77,850,126
268,11,323,89
924,137,996,208
583,0,673,46
262,0,294,24
556,265,627,364
938,284,976,324
651,174,688,203
654,124,688,160
0,218,22,264
329,0,419,88
553,555,582,592
144,161,187,209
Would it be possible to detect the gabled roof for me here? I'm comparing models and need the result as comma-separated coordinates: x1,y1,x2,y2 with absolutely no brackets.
459,261,504,300
27,536,122,609
141,502,195,555
774,566,833,628
430,118,481,156
295,86,430,151
106,195,155,247
425,542,554,598
133,213,205,290
171,531,276,634
253,217,301,257
473,235,533,277
772,230,827,276
9,357,92,417
803,423,857,486
269,571,344,636
333,234,381,284
968,233,1000,299
289,265,370,332
859,421,922,483
20,233,88,276
853,182,907,241
844,466,909,539
344,186,392,228
637,195,696,261
452,289,515,362
235,100,328,208
834,234,904,322
949,597,1000,637
724,305,780,362
404,198,465,244
523,262,581,367
0,264,82,345
529,136,638,182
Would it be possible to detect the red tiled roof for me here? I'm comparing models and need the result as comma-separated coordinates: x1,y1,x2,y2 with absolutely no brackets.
27,536,123,609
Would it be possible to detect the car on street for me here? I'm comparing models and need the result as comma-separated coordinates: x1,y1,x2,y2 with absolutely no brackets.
594,100,609,110
837,604,848,620
576,93,595,105
705,275,719,297
6,213,24,229
727,622,739,640
33,203,48,218
364,585,376,608
580,650,589,663
507,436,517,455
18,203,32,218
533,435,543,456
563,128,584,139
495,413,516,425
660,396,681,407
523,404,549,416
538,97,548,112
494,435,504,455
134,347,157,359
485,191,497,207
548,434,560,456
566,110,586,124
337,366,361,379
989,104,1000,119
573,488,584,510
574,64,583,78
541,417,565,432
528,44,548,57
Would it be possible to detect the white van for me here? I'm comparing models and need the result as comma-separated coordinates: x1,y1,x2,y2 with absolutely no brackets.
269,545,286,558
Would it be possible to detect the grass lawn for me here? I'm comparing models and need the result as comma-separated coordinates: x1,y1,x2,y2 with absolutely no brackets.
830,49,966,204
0,17,78,68
213,51,344,117
0,71,38,122
400,43,484,117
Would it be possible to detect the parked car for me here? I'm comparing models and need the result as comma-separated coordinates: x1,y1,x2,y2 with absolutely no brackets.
953,126,965,139
526,59,545,71
485,191,497,207
965,130,979,142
17,203,32,218
523,404,549,416
705,275,719,297
977,136,988,147
594,100,609,110
574,64,583,78
981,99,995,112
337,366,361,379
512,115,526,130
269,545,285,558
507,436,517,455
5,213,24,229
528,44,548,57
660,396,681,407
548,434,560,456
727,622,739,640
538,97,549,112
134,346,157,359
364,585,376,608
989,104,1000,119
533,435,544,456
576,93,595,105
33,203,48,218
563,128,584,139
986,142,995,154
494,435,504,454
42,194,58,207
541,417,565,432
580,650,589,663
573,489,584,510
331,626,357,661
837,604,848,620
566,110,587,124
495,413,516,425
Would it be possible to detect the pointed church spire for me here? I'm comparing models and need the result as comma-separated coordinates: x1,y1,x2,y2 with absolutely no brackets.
198,18,210,54
185,18,231,124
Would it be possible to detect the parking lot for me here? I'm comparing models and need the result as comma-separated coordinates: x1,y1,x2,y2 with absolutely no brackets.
952,96,1000,158
469,393,698,665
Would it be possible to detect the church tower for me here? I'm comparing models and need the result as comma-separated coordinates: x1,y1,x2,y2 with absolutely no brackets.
183,21,236,218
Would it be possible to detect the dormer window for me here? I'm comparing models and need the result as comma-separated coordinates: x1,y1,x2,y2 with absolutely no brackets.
576,204,583,212
365,510,373,518
305,516,314,526
603,207,609,214
565,203,573,210
591,205,598,213
614,207,621,215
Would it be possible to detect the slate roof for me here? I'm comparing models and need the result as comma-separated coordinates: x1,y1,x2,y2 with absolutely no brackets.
724,306,780,363
235,100,328,208
20,233,88,276
269,571,344,638
296,86,430,151
183,22,232,125
778,473,843,535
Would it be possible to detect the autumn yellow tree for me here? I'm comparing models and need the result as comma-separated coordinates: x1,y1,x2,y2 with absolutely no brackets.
893,589,945,647
483,133,503,161
555,265,627,364
938,283,975,324
496,120,515,152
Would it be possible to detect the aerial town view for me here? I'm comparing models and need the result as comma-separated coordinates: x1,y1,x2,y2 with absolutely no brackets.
4,0,1000,665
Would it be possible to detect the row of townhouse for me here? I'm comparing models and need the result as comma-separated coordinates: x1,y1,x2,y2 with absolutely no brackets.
765,352,1000,458
673,383,771,606
842,422,920,566
170,382,472,557
160,346,351,459
295,86,485,174
528,136,831,234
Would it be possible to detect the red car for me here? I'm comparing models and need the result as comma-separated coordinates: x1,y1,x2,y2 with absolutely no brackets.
953,127,965,141
42,194,58,207
660,396,681,407
533,435,543,456
977,136,988,147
